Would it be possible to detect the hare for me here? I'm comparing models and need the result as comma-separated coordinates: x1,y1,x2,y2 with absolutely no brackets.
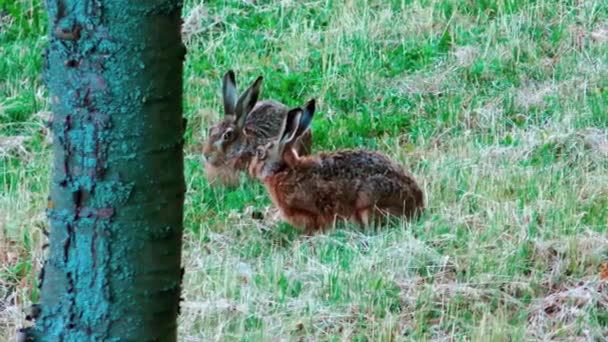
249,100,424,234
202,70,312,187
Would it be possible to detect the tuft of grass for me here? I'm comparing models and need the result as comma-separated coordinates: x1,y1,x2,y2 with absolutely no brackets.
2,0,608,340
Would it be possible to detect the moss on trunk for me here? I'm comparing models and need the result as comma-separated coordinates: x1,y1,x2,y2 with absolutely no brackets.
25,0,186,340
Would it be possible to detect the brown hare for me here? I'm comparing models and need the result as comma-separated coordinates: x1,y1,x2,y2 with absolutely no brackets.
249,99,425,234
202,70,312,187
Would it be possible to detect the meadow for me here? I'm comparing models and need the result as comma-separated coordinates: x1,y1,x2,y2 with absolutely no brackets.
1,0,608,340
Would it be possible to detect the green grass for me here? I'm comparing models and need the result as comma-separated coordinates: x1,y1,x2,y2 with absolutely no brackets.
2,0,608,340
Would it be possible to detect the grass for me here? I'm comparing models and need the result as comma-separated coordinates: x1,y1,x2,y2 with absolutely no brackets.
2,0,608,340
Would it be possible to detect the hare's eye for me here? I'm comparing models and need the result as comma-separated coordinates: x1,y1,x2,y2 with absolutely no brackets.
256,148,265,159
223,130,234,141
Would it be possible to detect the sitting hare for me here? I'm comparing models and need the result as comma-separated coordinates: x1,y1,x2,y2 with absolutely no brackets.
249,100,424,234
203,70,312,187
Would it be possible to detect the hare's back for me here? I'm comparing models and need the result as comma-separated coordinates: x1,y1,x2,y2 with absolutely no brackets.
321,150,424,211
314,150,404,179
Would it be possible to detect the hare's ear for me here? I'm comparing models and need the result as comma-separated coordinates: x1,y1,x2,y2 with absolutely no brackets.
277,108,302,155
222,70,238,116
235,76,263,128
294,99,315,138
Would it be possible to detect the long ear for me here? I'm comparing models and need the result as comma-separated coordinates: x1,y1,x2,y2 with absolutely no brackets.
222,70,238,116
276,108,302,156
235,76,263,128
293,99,315,139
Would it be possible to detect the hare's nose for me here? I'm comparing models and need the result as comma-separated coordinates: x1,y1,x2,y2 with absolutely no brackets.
202,148,213,161
204,155,216,164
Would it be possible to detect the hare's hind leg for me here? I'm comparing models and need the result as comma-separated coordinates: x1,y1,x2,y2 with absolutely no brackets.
375,188,424,221
377,202,421,224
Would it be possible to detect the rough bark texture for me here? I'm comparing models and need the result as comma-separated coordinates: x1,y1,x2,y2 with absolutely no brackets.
25,0,186,340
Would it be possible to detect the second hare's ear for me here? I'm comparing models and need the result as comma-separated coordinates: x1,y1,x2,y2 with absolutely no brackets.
294,99,315,138
222,70,238,116
277,108,302,155
235,76,263,128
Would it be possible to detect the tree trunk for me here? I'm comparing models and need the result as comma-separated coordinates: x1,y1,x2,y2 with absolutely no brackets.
23,0,186,340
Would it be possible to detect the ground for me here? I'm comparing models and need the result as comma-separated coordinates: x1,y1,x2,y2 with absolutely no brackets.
1,0,608,340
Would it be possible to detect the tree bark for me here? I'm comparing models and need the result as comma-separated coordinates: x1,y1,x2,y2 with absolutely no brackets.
24,0,186,340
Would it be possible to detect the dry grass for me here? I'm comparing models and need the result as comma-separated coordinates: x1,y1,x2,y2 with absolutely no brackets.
2,0,608,340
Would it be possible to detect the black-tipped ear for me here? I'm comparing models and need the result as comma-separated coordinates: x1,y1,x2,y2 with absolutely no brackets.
235,76,263,128
294,99,315,138
277,108,302,156
222,70,238,116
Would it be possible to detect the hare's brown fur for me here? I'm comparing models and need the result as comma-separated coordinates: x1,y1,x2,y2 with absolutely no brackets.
250,101,424,234
255,150,424,233
202,71,312,187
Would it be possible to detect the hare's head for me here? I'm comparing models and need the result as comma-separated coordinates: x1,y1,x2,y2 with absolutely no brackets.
249,99,315,180
203,70,263,166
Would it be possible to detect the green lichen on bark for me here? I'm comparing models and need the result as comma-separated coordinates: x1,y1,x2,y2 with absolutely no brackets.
25,0,186,340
